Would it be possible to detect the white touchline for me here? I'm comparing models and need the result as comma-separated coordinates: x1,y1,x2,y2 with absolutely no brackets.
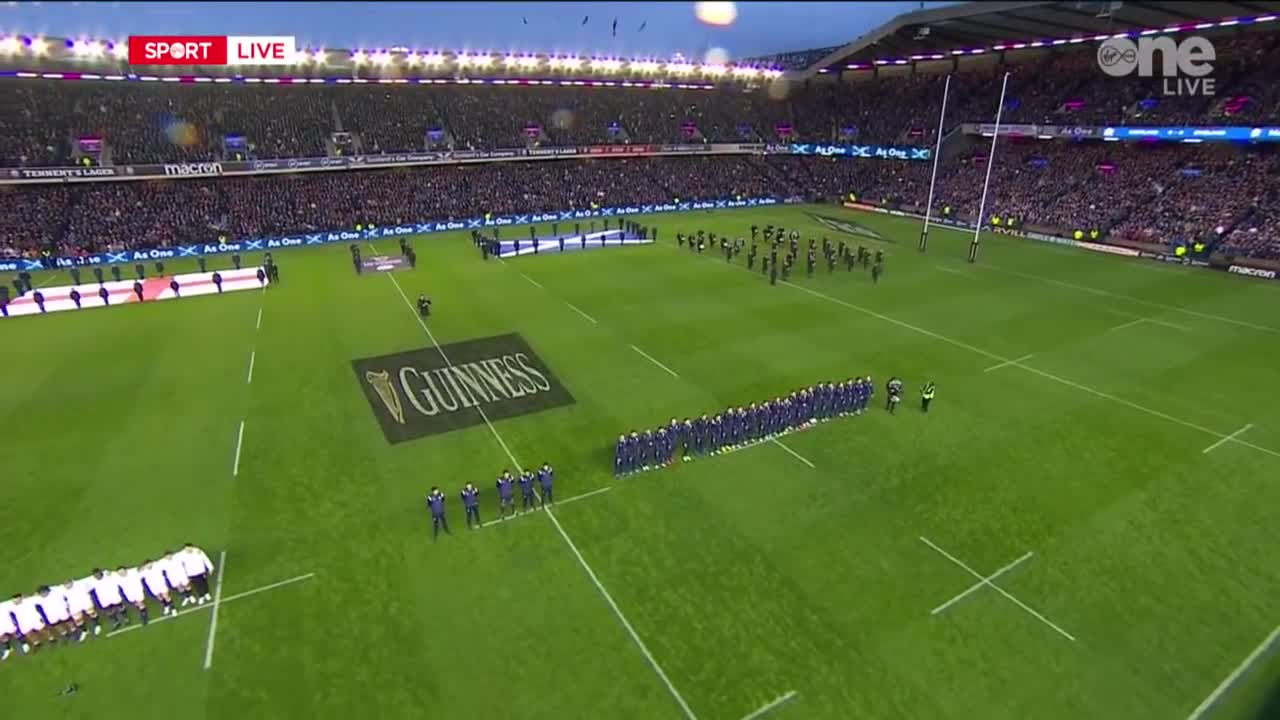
372,241,699,720
935,265,974,278
1185,624,1280,720
631,344,680,379
479,486,613,528
246,350,255,385
739,690,799,720
255,307,262,330
232,420,245,477
520,272,545,289
931,551,1034,615
566,301,599,324
203,550,227,670
983,354,1034,373
1202,424,1255,454
771,438,815,468
107,572,316,639
919,537,1076,641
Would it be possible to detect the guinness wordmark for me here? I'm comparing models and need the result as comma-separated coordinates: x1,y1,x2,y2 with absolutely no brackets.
352,333,575,443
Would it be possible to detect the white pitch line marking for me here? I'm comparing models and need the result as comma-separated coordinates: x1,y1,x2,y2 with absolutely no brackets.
255,307,262,330
373,241,698,720
107,572,315,639
1144,318,1192,332
479,486,613,528
232,420,245,477
739,690,799,720
668,239,1280,459
920,537,1076,641
1202,423,1255,454
1109,318,1147,332
631,345,680,379
976,261,1278,334
931,551,1034,615
771,438,815,468
202,550,227,670
983,353,1034,373
246,350,255,385
770,277,1280,460
520,272,545,289
935,265,975,278
1186,624,1280,720
566,301,598,324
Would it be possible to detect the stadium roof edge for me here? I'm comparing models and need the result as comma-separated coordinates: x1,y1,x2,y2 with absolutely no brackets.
797,0,1280,79
799,1,1053,79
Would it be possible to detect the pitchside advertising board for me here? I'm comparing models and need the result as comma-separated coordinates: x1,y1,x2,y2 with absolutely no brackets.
0,196,784,272
352,334,575,444
128,36,297,66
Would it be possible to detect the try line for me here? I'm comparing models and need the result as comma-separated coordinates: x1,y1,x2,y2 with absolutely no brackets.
372,242,701,720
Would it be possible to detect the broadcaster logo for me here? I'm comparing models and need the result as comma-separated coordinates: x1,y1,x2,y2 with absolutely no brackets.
1096,35,1216,96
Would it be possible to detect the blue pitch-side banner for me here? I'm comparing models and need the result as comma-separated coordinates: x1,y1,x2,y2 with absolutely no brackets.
784,143,931,161
1102,126,1280,141
0,196,782,272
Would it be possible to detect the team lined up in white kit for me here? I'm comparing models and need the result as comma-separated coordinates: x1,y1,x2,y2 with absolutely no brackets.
0,544,216,659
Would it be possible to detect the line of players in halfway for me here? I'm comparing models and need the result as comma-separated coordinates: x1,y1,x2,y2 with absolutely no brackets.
425,463,556,540
0,544,216,659
616,377,885,475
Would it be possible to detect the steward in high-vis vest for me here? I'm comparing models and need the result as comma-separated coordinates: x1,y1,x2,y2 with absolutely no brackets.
921,381,936,413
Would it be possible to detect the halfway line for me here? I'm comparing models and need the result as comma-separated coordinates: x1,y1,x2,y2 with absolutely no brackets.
255,307,262,330
374,242,699,720
1202,424,1254,454
202,550,227,670
983,354,1033,373
631,345,680,379
480,486,613,528
246,350,255,385
520,272,545,290
740,690,799,720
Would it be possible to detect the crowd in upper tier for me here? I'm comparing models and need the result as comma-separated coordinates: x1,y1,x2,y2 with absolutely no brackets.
2,144,1278,261
1,32,1279,167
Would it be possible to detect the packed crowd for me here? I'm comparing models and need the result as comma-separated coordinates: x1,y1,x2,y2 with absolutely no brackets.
2,143,1278,260
1,32,1278,167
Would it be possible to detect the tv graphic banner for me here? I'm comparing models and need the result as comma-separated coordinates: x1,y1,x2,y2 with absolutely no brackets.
0,196,786,272
361,256,410,274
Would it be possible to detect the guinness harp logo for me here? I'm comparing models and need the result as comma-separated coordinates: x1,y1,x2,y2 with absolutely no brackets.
364,370,405,425
352,333,575,444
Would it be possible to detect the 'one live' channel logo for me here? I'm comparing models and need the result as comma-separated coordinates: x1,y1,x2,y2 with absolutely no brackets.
128,36,297,65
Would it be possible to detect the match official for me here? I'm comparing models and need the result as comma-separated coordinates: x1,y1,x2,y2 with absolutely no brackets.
921,381,936,413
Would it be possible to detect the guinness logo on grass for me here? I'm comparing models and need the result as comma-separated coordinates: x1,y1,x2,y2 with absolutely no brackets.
807,213,888,242
353,333,575,444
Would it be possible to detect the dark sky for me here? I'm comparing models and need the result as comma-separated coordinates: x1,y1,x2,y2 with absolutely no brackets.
1,1,956,59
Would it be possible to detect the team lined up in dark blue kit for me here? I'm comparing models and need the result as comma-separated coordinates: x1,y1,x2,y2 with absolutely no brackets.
614,377,877,475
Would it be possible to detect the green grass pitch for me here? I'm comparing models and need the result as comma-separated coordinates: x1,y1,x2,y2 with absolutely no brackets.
2,204,1278,720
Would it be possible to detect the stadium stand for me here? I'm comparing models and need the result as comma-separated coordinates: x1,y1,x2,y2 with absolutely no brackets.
1,1,1279,267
